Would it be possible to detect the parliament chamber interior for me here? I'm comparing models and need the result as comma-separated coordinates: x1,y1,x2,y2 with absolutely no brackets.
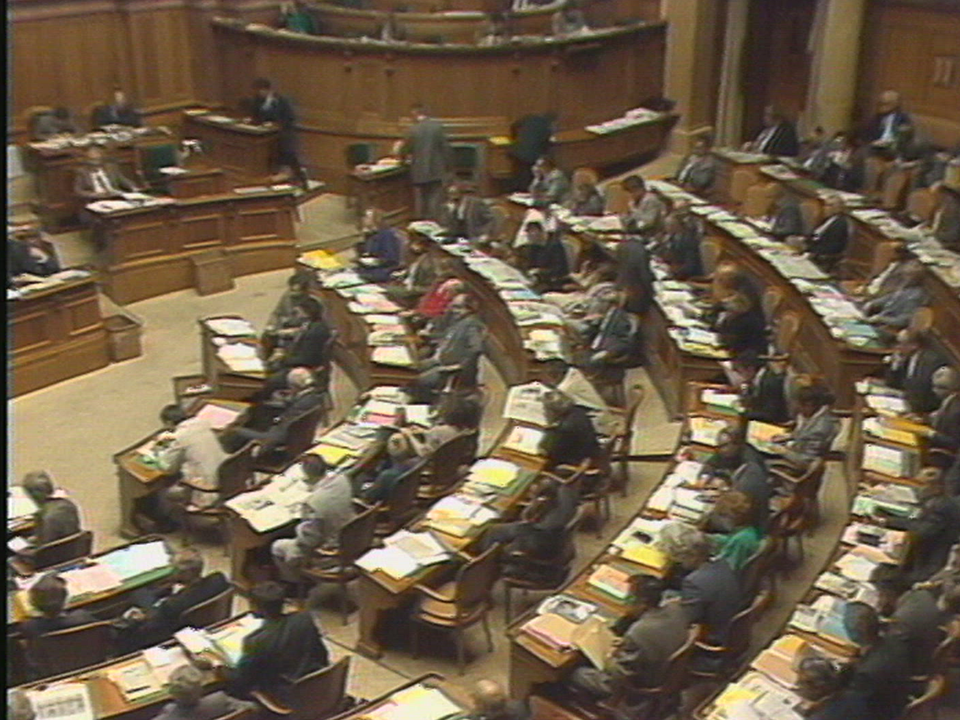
7,0,960,718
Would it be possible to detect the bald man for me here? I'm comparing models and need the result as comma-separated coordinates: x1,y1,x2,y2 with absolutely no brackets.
470,679,529,720
864,90,912,146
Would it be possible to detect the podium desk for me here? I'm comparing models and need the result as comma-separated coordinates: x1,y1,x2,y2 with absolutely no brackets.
91,189,297,304
183,113,278,182
348,165,412,227
9,276,110,398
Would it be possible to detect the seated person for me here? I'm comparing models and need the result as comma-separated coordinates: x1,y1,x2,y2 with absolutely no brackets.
768,384,839,470
278,0,317,34
528,155,569,205
673,525,743,646
570,576,688,705
262,272,311,356
271,455,354,583
818,131,865,193
706,490,762,574
409,265,463,330
862,259,927,331
229,367,323,455
701,428,772,530
661,203,705,280
713,290,768,358
399,393,481,457
525,221,571,292
267,297,332,374
73,146,139,201
387,232,440,307
33,106,77,139
875,467,960,584
153,665,255,720
226,581,330,701
730,351,791,425
584,290,641,374
868,563,954,677
924,366,960,454
7,225,61,279
795,656,871,720
862,90,912,147
884,329,948,414
409,293,484,403
743,106,800,157
355,208,403,283
482,477,578,579
542,261,618,341
469,680,529,720
841,601,913,720
115,548,229,653
540,389,601,473
17,471,81,553
927,181,960,252
620,174,666,237
551,0,588,36
673,136,717,194
92,88,142,128
439,182,494,245
18,572,97,639
803,196,851,268
563,169,605,216
357,432,419,503
154,404,228,510
767,187,805,240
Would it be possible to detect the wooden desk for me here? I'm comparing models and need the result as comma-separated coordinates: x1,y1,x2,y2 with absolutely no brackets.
9,276,110,398
113,399,250,539
348,166,412,227
326,673,468,720
165,166,229,199
182,113,278,183
199,315,267,402
710,149,773,205
92,189,297,304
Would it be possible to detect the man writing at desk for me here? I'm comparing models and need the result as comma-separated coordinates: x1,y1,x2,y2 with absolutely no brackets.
74,146,139,201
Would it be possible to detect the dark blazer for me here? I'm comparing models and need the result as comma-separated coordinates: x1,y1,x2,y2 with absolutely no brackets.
229,611,329,700
19,608,98,640
731,458,773,530
885,348,947,414
92,103,142,128
807,215,850,260
121,572,230,651
680,558,742,645
676,154,717,193
755,121,800,157
930,393,960,452
889,588,948,676
887,495,960,583
743,366,790,425
821,154,865,193
714,307,767,357
770,197,804,238
845,633,913,720
252,93,297,149
152,691,254,720
440,196,494,242
616,238,654,314
806,688,874,720
591,306,637,359
664,226,703,280
529,235,570,285
361,458,417,504
511,113,553,165
7,240,61,277
863,109,912,144
283,320,332,369
542,405,601,470
35,497,81,546
261,389,325,453
357,229,403,283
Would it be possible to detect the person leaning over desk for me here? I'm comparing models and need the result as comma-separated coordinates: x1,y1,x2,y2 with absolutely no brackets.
16,471,81,553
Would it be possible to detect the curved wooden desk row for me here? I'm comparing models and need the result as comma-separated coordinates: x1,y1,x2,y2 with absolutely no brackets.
711,151,960,366
93,188,298,304
210,18,669,194
694,384,932,719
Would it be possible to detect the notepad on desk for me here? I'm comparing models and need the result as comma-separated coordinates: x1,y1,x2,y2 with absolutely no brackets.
502,425,545,456
27,681,95,720
371,345,413,367
194,403,242,431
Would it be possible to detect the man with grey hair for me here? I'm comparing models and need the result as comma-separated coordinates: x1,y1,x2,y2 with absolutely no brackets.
116,548,228,652
925,365,960,454
469,678,529,720
8,690,35,720
19,471,81,549
229,366,323,455
152,665,253,720
864,89,912,146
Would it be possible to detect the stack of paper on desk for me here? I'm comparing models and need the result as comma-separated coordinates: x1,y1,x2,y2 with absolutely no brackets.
367,684,463,720
690,416,731,447
206,614,263,667
307,444,356,467
384,530,451,566
861,442,916,478
587,563,633,602
319,423,380,451
789,595,854,645
521,613,579,650
502,425,545,456
204,317,255,337
97,540,170,581
216,343,264,373
142,645,192,686
61,564,124,599
27,682,95,720
747,420,787,454
834,551,879,583
371,345,413,367
8,485,38,520
467,458,521,488
503,382,549,427
356,546,421,579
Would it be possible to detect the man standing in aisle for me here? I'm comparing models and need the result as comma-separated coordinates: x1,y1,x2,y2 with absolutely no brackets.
251,78,309,189
402,103,451,221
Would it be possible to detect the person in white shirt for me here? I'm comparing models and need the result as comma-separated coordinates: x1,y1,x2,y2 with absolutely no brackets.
155,404,229,509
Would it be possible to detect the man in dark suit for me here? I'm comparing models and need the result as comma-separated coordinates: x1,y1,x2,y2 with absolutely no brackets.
884,329,947,414
152,665,254,720
386,232,440,306
862,90,912,146
540,390,600,472
616,234,655,315
732,352,791,425
18,572,97,640
402,103,451,221
926,366,960,454
230,367,324,455
92,88,142,128
510,112,555,192
662,205,704,280
673,136,717,194
116,548,229,653
585,291,640,373
355,208,403,283
745,106,799,157
270,297,332,373
678,530,743,646
440,182,494,245
251,78,308,188
19,471,81,549
703,426,772,530
525,220,570,291
7,227,60,278
768,189,805,239
805,196,850,269
227,581,329,702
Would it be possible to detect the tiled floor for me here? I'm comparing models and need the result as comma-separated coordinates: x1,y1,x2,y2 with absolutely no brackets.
10,161,859,708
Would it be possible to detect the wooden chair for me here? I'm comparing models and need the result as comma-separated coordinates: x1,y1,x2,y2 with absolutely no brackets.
253,405,325,474
252,656,351,720
410,544,500,674
502,507,583,622
179,584,235,628
28,621,115,679
181,440,256,553
906,188,936,224
608,384,645,496
417,429,479,505
689,587,772,681
742,180,777,218
902,674,948,720
599,624,702,720
728,169,755,206
579,453,613,539
358,461,423,537
739,535,777,602
299,503,380,625
881,164,917,211
17,530,94,573
767,493,808,571
699,238,723,278
762,286,784,323
770,456,826,530
771,310,800,357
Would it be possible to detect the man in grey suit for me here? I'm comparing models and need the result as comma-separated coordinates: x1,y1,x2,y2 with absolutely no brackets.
403,103,451,221
678,529,743,647
571,576,689,704
74,146,139,201
673,136,717,195
411,293,484,402
770,384,840,470
440,181,494,244
153,666,254,720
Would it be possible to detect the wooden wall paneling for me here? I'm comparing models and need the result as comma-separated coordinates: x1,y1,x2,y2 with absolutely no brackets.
10,308,55,355
180,212,227,251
